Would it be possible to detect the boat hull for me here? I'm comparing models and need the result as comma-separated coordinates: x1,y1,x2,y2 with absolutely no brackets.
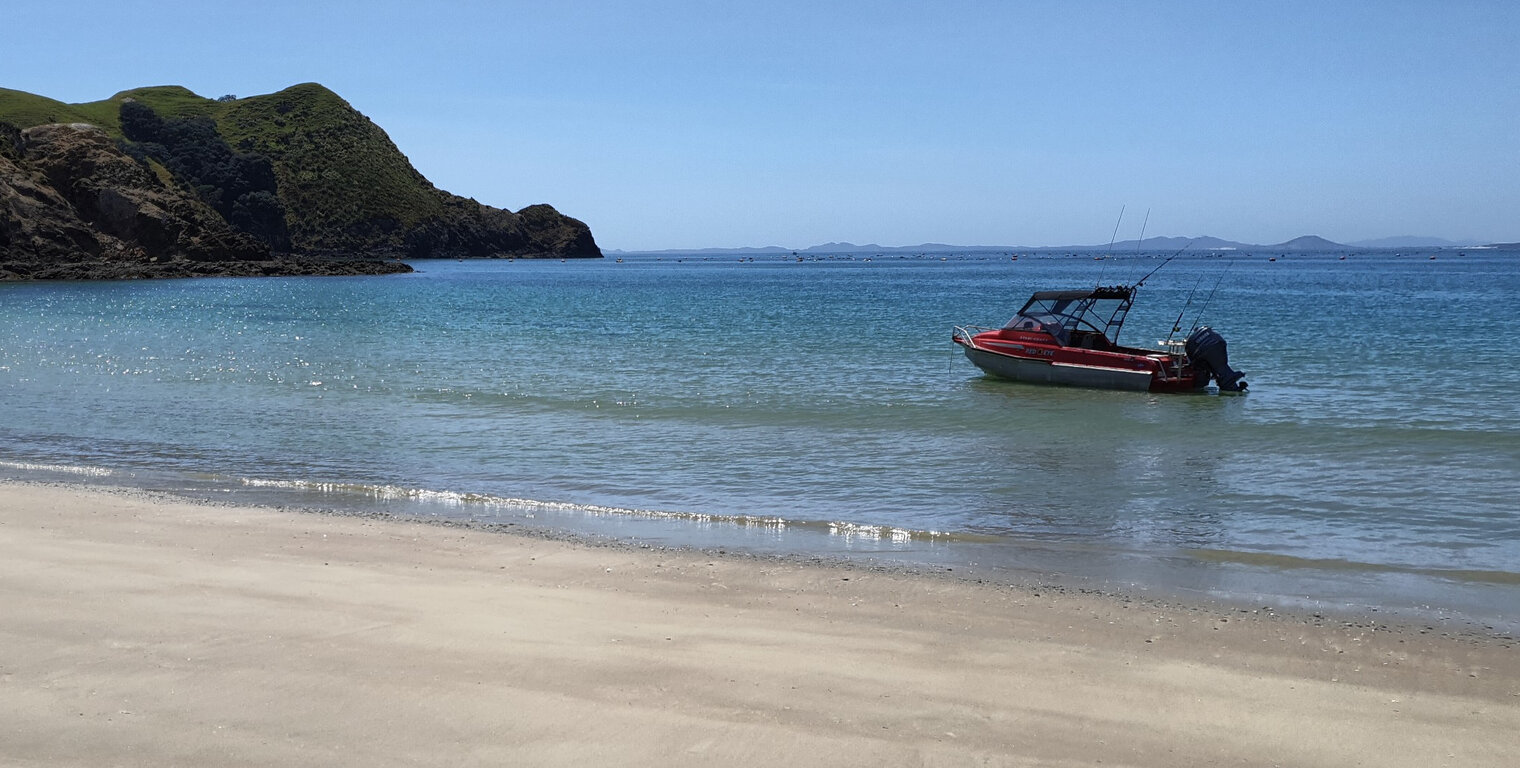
953,332,1209,394
959,345,1158,391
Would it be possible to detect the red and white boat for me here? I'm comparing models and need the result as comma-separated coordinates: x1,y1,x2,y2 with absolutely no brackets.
951,285,1246,393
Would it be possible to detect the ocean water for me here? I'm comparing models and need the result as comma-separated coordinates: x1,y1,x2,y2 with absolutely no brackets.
3,250,1518,630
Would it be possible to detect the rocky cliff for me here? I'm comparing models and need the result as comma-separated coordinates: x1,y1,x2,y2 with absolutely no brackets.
0,122,409,279
0,83,601,280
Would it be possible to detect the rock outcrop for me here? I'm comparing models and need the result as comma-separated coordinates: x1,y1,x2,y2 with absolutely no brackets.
1,122,409,279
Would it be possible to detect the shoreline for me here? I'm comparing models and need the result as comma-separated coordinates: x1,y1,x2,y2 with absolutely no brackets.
247,503,1520,646
9,467,1517,641
3,481,1517,766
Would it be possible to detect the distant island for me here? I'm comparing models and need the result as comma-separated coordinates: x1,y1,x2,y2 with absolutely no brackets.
0,83,600,280
615,234,1505,257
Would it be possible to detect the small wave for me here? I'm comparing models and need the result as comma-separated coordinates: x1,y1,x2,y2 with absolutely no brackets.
1188,547,1520,585
0,460,114,477
828,520,939,543
236,476,970,543
239,477,704,520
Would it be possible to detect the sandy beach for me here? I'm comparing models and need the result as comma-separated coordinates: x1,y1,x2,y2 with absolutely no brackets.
1,482,1515,767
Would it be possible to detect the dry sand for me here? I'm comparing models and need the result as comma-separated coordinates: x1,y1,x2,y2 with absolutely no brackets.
2,482,1516,767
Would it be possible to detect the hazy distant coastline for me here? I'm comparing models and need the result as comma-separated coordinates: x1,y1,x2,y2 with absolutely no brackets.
613,234,1503,256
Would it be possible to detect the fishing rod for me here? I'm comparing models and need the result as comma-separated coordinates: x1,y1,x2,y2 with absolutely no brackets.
1096,205,1125,286
1133,208,1150,256
1133,239,1193,288
1105,204,1126,256
1166,272,1208,343
1186,258,1235,335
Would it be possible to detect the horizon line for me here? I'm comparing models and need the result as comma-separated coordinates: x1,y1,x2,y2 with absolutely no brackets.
607,234,1510,254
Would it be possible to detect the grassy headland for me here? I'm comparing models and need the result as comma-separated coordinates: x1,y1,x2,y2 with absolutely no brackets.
0,82,598,279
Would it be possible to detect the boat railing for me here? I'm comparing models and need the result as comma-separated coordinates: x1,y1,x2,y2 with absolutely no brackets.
1152,339,1190,379
952,326,997,348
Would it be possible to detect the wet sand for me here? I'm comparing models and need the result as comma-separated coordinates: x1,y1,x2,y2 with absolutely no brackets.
2,482,1517,767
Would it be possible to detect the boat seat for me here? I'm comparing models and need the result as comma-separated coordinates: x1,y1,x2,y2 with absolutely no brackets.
1073,331,1111,350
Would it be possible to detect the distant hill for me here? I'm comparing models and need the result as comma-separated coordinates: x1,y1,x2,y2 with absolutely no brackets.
0,83,600,280
618,234,1359,256
608,245,795,256
1039,234,1356,252
1350,236,1481,248
1097,236,1251,251
1274,235,1347,251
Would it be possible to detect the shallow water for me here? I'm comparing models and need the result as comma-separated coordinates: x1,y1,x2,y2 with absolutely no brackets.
3,249,1517,629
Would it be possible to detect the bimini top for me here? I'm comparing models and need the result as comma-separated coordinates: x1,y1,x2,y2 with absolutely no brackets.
1006,285,1137,346
1022,285,1135,304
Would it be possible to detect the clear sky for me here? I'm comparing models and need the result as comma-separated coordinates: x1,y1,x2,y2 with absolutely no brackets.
6,1,1516,250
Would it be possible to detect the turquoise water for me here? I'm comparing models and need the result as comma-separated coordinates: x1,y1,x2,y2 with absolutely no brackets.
3,250,1518,629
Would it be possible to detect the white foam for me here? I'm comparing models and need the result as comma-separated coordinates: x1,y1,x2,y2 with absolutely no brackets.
0,460,114,477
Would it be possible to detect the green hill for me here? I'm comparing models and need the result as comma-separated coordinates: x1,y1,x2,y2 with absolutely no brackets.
0,85,228,137
0,88,104,129
0,82,599,278
214,83,449,250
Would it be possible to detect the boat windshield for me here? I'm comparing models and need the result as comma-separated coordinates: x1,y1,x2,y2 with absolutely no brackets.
1003,287,1134,346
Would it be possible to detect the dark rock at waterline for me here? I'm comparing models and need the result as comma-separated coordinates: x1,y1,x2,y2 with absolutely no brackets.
3,253,413,281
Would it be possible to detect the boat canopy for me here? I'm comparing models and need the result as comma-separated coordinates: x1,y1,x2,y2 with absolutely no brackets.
1004,285,1136,345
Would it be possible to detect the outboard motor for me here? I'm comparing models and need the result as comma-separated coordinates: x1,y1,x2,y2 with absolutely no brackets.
1185,326,1247,392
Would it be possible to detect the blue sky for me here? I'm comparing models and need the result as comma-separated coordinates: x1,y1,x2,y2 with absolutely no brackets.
7,1,1516,249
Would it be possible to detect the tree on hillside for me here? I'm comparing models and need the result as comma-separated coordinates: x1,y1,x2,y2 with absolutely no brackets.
119,100,291,251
